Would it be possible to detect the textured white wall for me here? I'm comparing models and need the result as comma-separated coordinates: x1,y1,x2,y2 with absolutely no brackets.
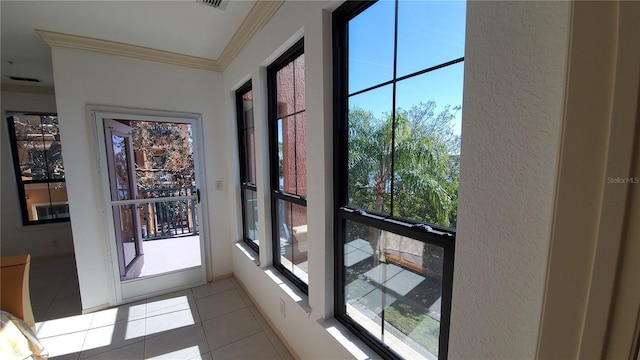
1,91,75,257
50,49,228,311
223,0,347,358
451,1,570,358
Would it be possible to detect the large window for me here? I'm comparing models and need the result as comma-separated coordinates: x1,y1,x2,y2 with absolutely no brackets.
334,1,465,358
6,113,70,225
268,39,308,293
236,81,259,252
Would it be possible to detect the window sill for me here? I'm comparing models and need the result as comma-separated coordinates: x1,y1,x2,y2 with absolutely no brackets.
234,241,260,266
16,221,72,232
319,318,383,360
233,241,310,314
263,266,311,314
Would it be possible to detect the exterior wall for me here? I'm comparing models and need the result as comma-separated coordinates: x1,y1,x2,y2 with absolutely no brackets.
50,49,227,311
1,90,75,257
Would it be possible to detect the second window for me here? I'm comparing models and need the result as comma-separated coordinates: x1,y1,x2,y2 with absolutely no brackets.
268,39,308,293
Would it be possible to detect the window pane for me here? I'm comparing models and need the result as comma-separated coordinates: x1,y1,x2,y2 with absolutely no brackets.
348,0,395,94
344,220,444,358
243,188,259,247
294,54,305,113
114,204,140,268
397,1,466,77
276,62,295,118
47,138,64,180
40,115,60,140
347,85,393,214
16,140,47,181
131,122,195,194
278,112,307,197
242,90,257,185
393,62,463,228
24,182,69,221
12,115,43,141
276,199,308,284
111,134,132,201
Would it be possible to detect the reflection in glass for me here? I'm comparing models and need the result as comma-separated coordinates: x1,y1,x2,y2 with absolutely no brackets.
277,113,307,197
276,199,308,284
242,90,257,185
131,122,195,194
347,85,393,215
112,134,131,201
344,220,443,358
294,54,305,113
24,182,69,221
348,0,395,93
114,204,140,268
243,188,259,247
396,0,466,77
12,115,64,181
275,53,305,118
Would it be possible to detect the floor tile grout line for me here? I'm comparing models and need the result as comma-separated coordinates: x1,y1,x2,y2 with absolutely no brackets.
207,328,266,354
197,302,249,323
78,334,146,360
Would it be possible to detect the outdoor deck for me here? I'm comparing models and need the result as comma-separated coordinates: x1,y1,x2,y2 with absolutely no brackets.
138,235,201,277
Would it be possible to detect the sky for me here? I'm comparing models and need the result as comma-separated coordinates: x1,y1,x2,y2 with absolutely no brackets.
348,0,466,135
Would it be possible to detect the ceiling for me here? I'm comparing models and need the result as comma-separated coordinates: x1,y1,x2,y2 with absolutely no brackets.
0,0,257,87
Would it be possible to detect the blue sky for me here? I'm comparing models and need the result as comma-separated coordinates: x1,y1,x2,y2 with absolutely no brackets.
348,0,466,135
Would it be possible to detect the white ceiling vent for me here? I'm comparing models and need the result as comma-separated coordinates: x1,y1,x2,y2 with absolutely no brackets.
197,0,228,10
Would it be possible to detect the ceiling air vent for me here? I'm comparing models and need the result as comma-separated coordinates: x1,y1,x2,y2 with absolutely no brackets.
8,76,41,83
197,0,227,10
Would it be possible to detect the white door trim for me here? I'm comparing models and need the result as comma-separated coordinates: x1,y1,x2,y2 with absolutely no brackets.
90,105,211,304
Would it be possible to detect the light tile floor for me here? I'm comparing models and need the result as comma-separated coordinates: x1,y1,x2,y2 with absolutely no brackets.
30,256,293,360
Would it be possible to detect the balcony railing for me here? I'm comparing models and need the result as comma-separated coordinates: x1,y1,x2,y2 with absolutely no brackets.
139,186,198,240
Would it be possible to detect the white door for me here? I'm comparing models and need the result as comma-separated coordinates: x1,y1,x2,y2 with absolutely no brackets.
94,109,208,303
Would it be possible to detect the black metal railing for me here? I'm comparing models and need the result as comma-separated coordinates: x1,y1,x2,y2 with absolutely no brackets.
139,186,198,240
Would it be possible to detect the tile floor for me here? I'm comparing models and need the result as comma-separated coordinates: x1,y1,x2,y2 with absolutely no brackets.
29,256,293,360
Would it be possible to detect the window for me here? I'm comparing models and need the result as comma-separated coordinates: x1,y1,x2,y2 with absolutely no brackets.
236,81,259,252
334,1,465,359
6,113,70,225
268,39,308,293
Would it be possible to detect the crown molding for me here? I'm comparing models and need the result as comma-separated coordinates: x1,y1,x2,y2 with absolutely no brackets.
1,83,55,95
37,30,222,72
35,0,284,73
217,0,285,70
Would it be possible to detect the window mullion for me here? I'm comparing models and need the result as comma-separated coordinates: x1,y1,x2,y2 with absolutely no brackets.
389,0,400,219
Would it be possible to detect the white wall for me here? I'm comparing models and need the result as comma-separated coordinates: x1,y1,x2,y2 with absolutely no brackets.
224,0,573,359
451,1,570,358
50,49,229,311
1,90,75,257
223,0,350,358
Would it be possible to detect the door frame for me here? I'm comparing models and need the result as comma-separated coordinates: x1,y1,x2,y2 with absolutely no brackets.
90,105,211,304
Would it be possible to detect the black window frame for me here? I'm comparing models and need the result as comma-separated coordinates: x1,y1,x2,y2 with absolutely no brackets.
267,38,309,294
236,80,259,253
333,1,459,359
6,112,70,226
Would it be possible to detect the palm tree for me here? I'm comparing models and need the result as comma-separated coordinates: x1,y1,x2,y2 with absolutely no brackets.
347,102,459,228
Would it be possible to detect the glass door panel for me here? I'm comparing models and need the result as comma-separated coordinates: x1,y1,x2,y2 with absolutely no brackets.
98,112,206,302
